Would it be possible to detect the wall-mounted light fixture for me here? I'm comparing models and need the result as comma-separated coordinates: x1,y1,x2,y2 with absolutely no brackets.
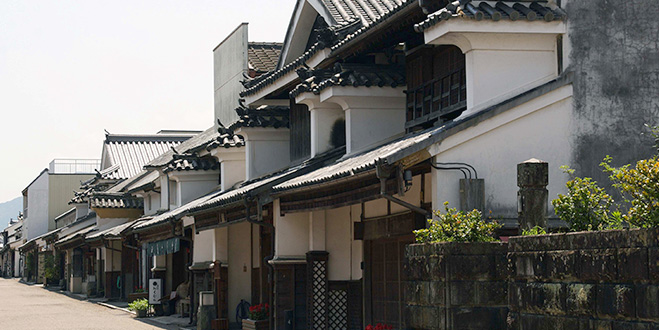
404,169,413,191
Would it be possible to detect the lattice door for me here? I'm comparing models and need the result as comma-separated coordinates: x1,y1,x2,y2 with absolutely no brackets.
307,251,329,330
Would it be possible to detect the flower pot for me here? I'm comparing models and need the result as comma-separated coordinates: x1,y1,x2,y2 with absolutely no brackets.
136,309,147,318
242,318,268,330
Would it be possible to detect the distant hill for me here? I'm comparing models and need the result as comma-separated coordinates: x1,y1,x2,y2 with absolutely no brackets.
0,197,22,229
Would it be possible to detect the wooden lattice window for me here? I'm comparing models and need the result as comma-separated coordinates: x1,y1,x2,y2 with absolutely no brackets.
405,45,466,131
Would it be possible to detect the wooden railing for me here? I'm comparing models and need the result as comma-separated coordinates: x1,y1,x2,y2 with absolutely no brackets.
405,67,467,129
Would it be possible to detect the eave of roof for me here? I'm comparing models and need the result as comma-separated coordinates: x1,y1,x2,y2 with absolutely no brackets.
414,0,566,33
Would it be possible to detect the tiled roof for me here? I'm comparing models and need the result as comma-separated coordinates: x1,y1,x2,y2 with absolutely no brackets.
146,127,220,168
132,147,344,232
86,220,138,240
90,193,143,209
321,0,409,27
415,1,566,32
273,129,431,191
70,188,93,204
164,155,219,173
248,42,283,73
240,41,325,97
208,103,289,150
328,0,414,51
231,103,290,130
290,63,405,98
239,0,414,98
55,224,97,247
103,133,194,180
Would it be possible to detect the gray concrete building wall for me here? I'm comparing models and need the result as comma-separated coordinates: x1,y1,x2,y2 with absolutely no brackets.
213,23,249,128
567,0,659,182
48,174,94,231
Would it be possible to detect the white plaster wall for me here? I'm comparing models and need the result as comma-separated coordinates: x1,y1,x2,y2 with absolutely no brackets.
144,192,162,216
194,229,215,263
274,200,309,258
96,217,126,229
431,88,573,219
228,221,251,322
221,160,246,191
175,173,220,206
75,204,89,220
321,88,406,155
243,129,290,180
325,207,351,281
102,241,122,272
213,227,228,263
25,171,49,240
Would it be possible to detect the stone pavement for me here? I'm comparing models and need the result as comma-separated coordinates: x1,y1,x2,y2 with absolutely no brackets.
0,278,182,329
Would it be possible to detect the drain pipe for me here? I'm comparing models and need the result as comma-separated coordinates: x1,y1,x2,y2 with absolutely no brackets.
376,162,431,218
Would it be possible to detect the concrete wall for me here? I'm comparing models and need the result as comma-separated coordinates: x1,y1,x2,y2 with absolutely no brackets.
565,0,659,191
25,171,49,240
214,23,248,127
48,174,94,231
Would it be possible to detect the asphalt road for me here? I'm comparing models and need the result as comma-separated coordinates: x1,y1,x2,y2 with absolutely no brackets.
0,278,179,330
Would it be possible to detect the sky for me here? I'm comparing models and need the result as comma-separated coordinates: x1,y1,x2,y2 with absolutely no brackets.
0,0,297,202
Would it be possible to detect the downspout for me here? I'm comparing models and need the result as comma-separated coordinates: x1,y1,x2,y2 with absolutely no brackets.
376,162,431,218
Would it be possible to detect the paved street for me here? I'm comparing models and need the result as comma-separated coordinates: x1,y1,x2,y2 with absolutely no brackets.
0,278,180,330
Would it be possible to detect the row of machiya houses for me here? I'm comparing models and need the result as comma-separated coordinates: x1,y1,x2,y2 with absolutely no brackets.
1,0,657,329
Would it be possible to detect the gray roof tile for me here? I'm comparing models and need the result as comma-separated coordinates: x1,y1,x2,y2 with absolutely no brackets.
415,1,566,32
291,63,405,98
248,42,283,73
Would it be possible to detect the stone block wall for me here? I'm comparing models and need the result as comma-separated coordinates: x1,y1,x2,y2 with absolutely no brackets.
404,242,509,330
508,229,659,329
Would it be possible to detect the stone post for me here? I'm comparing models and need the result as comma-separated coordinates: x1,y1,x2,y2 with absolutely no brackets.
517,158,548,231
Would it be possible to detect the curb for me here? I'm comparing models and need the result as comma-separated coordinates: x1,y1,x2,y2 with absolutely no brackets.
97,301,135,315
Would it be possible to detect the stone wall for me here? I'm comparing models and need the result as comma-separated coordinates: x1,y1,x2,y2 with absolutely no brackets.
508,229,659,329
404,242,509,330
404,229,659,329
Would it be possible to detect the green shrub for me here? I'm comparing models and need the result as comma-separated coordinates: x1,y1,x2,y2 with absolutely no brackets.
521,226,548,236
43,253,59,283
413,202,501,243
551,166,621,231
128,298,149,311
602,155,659,227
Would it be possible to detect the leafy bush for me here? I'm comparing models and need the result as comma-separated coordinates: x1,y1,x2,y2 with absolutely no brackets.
521,226,548,236
551,166,621,231
128,298,149,311
602,155,659,227
43,253,59,284
413,202,501,243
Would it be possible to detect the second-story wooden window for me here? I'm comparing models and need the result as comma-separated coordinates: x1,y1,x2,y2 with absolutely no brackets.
405,45,466,131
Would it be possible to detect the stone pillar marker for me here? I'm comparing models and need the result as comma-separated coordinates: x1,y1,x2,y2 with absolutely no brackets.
517,158,548,231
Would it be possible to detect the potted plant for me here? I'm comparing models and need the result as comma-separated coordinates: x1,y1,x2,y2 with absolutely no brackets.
242,303,269,330
128,298,149,318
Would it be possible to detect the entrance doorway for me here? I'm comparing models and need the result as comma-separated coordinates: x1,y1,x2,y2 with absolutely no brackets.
367,235,414,328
